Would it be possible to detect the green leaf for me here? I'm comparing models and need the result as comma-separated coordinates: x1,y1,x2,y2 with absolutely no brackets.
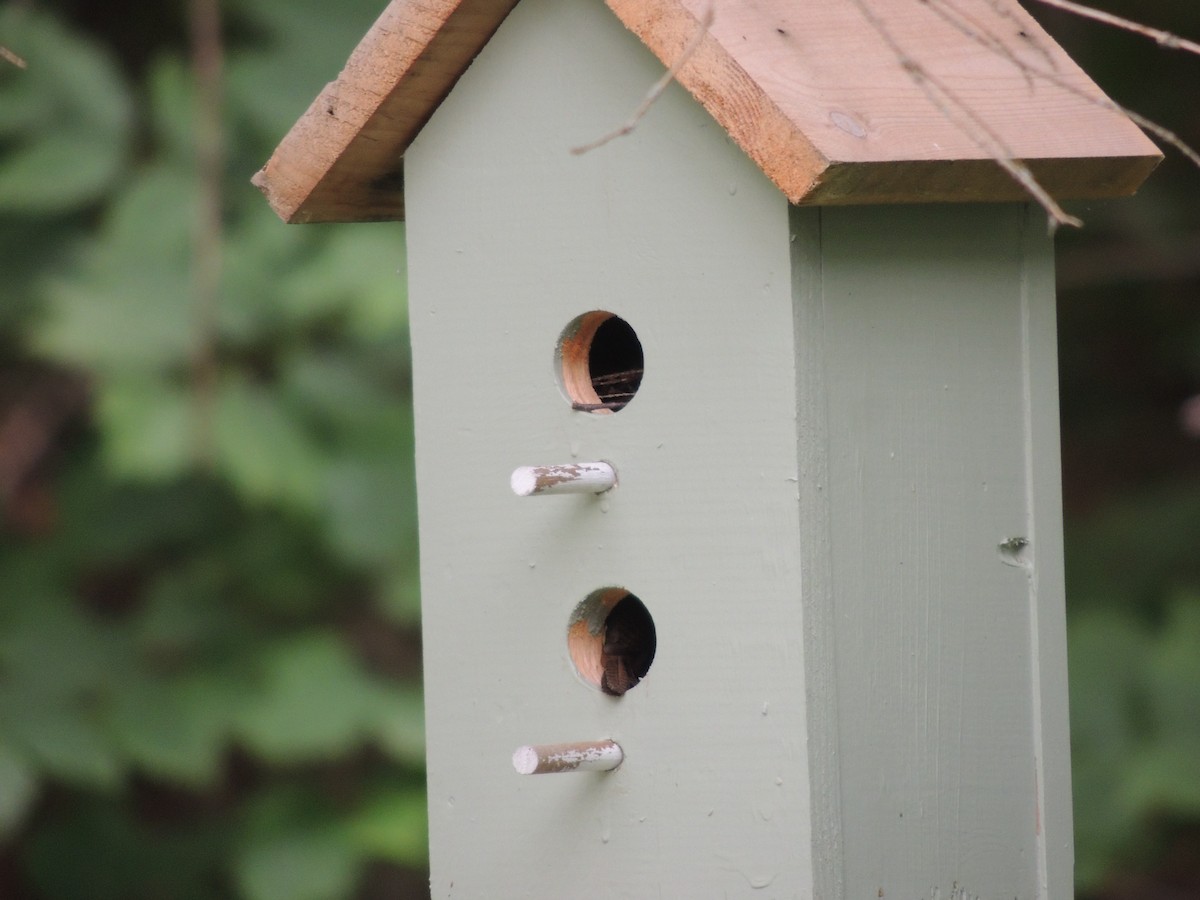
379,560,422,626
1072,745,1139,892
0,597,129,700
280,351,416,472
1067,607,1150,759
234,830,360,900
226,0,391,145
1145,593,1200,741
217,201,321,342
3,703,123,789
24,800,223,900
96,378,195,480
281,351,400,428
0,551,65,619
277,224,408,337
1065,485,1200,609
323,460,417,568
35,164,195,372
1067,607,1152,890
55,470,232,566
215,376,326,510
0,6,132,212
216,515,338,617
347,783,428,867
368,686,425,768
1121,739,1200,817
233,633,378,763
135,560,240,652
0,601,128,788
108,674,229,787
0,130,126,213
0,218,87,330
218,214,407,344
0,742,39,837
144,55,199,165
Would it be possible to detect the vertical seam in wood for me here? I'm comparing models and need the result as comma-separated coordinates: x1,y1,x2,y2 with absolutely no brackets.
792,204,845,899
1017,203,1050,898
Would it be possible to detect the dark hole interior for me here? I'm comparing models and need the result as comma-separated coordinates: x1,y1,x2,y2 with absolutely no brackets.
588,316,644,412
600,593,656,696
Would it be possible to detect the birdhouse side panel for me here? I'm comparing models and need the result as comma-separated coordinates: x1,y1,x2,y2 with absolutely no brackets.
404,0,812,895
792,202,1072,900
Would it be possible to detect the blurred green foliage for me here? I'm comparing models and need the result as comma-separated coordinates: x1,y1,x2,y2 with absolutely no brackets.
1065,487,1200,889
1,1,426,896
1047,5,1200,881
1,0,1198,897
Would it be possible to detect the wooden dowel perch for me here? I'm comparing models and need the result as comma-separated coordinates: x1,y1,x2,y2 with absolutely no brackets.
510,462,617,497
512,740,624,775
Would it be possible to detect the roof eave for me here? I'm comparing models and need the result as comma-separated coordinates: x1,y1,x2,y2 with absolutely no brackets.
254,0,1162,225
253,0,520,224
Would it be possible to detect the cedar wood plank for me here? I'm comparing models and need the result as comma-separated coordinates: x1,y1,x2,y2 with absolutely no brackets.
610,0,1160,204
253,0,519,223
254,0,1161,222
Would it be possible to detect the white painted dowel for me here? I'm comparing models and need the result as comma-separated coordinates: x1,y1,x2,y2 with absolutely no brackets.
510,462,616,497
512,740,624,775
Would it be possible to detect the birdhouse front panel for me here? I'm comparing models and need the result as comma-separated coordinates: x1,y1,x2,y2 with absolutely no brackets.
401,0,1069,897
405,0,810,895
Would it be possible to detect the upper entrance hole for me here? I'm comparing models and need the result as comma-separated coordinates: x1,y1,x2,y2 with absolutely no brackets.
556,312,643,414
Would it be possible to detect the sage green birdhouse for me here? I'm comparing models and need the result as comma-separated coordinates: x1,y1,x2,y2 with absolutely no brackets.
255,0,1159,896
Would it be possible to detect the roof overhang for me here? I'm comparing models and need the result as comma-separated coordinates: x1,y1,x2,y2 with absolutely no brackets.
254,0,1162,224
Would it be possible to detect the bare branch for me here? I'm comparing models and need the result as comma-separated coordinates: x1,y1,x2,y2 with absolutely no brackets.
1032,0,1200,57
851,0,1082,231
1,45,27,68
571,6,715,156
1111,107,1200,170
188,0,225,466
923,0,1047,87
977,0,1060,69
928,0,1200,170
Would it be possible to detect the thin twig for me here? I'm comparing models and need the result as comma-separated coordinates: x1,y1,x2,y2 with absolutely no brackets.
1115,108,1200,169
927,0,1200,170
975,0,1059,70
572,401,627,412
188,0,224,467
921,0,1042,88
851,0,1082,231
1032,0,1200,56
1,45,27,68
571,6,715,155
591,369,643,386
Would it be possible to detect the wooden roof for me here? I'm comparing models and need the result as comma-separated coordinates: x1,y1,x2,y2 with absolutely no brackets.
253,0,1161,224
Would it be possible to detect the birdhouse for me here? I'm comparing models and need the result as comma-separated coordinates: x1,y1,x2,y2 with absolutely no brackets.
254,0,1159,896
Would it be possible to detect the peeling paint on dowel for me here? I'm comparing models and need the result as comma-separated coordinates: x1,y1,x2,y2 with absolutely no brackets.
510,461,617,496
512,740,624,775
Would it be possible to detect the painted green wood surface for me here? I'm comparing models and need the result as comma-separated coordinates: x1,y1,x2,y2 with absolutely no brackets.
792,203,1071,900
403,0,1071,896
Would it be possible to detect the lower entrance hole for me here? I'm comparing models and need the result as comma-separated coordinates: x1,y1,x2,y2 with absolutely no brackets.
567,588,656,696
